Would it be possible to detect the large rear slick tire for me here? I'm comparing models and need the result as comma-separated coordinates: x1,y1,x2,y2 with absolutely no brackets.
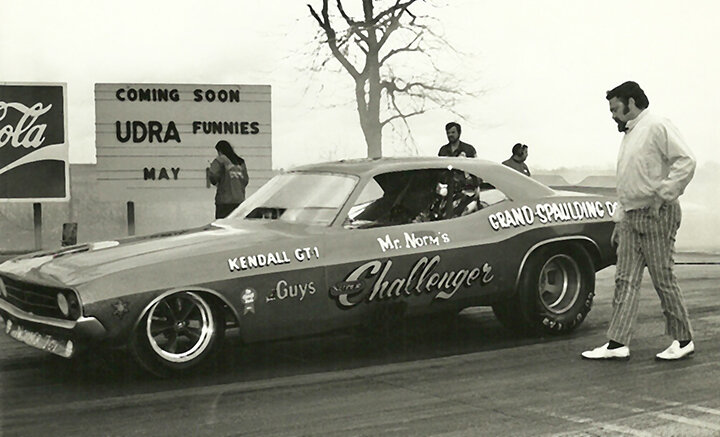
494,243,595,335
130,291,225,378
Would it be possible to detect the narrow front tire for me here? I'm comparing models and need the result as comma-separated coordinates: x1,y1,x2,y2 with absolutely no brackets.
130,291,224,377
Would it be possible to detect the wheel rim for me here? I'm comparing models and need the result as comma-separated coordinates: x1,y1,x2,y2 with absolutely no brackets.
537,254,581,314
145,292,215,363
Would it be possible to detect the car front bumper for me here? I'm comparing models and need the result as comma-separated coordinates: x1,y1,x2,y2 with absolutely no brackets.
0,298,106,358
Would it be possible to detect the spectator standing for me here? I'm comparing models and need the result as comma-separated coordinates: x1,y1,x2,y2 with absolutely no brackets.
438,122,476,157
208,140,249,219
502,143,531,176
582,81,696,361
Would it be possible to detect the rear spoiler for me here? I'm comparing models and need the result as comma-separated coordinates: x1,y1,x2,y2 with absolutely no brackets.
534,174,616,197
549,185,616,196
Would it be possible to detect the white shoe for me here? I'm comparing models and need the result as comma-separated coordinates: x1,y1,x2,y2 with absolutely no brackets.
581,343,630,360
656,340,695,361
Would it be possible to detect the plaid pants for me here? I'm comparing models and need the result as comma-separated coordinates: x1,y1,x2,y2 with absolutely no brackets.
607,201,693,345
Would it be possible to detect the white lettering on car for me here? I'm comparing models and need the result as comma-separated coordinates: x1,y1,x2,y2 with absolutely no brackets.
330,255,493,309
376,231,451,252
488,201,618,231
294,246,321,262
266,280,317,303
228,247,320,272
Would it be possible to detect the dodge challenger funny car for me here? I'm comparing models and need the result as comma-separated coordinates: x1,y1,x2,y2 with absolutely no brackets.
0,157,618,376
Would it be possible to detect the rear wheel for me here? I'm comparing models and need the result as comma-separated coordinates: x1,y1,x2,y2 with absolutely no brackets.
130,291,224,377
493,244,595,335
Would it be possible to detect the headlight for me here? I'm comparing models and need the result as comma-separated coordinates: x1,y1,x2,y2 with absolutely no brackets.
0,277,7,298
56,291,81,320
57,293,70,317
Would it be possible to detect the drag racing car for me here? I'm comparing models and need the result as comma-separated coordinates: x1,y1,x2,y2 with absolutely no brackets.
0,157,618,376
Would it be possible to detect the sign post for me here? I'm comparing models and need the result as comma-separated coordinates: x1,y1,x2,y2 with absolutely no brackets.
127,201,135,236
33,203,42,250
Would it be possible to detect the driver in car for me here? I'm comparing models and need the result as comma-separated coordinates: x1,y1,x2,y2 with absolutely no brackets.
414,170,480,222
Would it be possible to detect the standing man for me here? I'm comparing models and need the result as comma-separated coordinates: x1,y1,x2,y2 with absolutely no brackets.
582,81,696,361
438,122,476,157
438,122,476,219
502,143,531,176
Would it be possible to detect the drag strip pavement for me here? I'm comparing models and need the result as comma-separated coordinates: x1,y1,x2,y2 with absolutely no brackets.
2,260,720,436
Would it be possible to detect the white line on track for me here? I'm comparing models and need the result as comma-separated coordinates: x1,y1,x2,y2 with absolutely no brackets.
686,405,720,416
602,397,720,433
600,424,658,437
536,394,720,437
639,395,720,416
528,407,655,437
653,412,720,431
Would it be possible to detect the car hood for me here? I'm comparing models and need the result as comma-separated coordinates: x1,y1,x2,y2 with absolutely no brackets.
0,221,316,287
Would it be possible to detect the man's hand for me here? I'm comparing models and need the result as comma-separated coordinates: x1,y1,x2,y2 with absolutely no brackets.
649,193,667,218
649,201,665,218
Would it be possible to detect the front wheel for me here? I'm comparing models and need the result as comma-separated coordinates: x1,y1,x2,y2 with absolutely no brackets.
494,244,595,335
130,291,224,377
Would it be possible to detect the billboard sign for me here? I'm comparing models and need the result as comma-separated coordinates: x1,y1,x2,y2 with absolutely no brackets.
95,83,272,202
0,83,69,201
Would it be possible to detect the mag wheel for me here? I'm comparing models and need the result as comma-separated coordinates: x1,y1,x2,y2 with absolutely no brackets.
494,243,595,335
131,291,224,377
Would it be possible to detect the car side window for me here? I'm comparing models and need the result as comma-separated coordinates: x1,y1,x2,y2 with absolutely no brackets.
343,168,508,229
346,179,385,223
477,179,509,208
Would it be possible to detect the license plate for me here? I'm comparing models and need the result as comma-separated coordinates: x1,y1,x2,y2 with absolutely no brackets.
3,319,74,358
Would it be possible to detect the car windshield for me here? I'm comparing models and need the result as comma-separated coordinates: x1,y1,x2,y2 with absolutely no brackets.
225,172,358,225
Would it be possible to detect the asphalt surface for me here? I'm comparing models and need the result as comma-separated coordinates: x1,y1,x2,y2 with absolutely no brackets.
2,254,720,436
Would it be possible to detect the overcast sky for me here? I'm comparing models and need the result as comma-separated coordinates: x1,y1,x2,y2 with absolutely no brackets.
2,0,719,172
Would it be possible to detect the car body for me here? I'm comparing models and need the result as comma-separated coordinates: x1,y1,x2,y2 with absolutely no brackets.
0,157,618,375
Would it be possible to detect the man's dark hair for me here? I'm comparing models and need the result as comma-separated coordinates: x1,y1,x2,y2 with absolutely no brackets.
512,143,527,156
606,81,650,109
445,122,461,135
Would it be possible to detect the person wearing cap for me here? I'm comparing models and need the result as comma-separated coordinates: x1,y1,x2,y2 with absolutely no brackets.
502,143,531,176
581,81,696,362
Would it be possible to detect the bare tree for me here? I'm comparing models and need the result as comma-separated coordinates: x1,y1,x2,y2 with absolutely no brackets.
308,0,476,158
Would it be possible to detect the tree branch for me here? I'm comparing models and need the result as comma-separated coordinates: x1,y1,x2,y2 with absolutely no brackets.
371,0,419,28
380,110,426,127
379,32,423,65
337,0,370,44
308,2,361,79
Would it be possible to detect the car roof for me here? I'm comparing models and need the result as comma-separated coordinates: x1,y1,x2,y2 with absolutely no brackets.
288,157,556,200
291,156,492,175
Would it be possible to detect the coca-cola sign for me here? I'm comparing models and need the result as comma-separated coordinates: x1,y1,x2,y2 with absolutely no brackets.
0,83,68,201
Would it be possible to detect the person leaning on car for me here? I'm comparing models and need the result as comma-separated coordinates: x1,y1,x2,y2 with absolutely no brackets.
208,140,249,219
582,81,696,362
438,122,476,158
502,143,531,176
